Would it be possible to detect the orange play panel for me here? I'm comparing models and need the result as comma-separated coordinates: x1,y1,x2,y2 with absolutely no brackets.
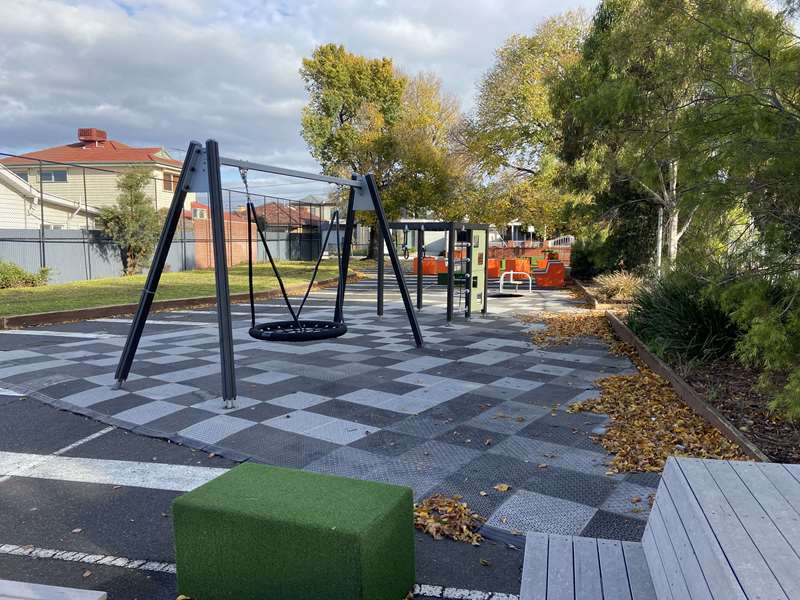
534,260,566,288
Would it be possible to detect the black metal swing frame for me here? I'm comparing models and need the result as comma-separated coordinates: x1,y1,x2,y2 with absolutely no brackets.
112,139,423,408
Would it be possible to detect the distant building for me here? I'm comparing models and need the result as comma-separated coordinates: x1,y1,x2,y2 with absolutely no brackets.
0,128,190,229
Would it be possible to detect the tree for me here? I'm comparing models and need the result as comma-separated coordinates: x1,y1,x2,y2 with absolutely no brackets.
300,44,405,258
300,45,467,256
98,169,160,275
459,12,589,232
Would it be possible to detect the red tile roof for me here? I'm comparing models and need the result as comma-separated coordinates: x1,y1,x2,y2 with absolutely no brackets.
253,202,322,226
0,132,182,168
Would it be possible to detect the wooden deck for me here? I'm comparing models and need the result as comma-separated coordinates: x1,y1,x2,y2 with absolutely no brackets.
521,533,657,599
646,458,800,600
520,457,800,600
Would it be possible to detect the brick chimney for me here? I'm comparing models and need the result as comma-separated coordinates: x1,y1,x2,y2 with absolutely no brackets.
78,128,107,146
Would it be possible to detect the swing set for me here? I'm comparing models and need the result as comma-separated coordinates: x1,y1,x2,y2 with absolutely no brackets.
113,139,422,408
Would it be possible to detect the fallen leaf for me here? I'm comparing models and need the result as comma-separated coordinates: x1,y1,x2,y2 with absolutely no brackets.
414,494,486,545
82,570,92,578
493,483,511,493
480,558,491,567
72,528,82,534
537,463,548,469
479,491,488,496
631,496,642,504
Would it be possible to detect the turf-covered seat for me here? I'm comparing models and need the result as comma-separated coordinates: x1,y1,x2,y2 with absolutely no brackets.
173,463,415,600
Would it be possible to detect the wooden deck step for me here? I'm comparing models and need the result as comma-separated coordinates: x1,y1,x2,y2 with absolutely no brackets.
520,533,657,600
645,457,800,600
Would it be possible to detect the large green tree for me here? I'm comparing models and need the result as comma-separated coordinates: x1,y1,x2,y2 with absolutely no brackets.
300,45,465,256
460,11,589,235
98,169,160,276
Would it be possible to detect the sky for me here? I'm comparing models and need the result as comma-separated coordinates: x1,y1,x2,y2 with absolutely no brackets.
0,0,598,198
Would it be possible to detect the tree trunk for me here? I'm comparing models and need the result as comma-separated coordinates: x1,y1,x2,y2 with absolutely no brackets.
366,225,379,259
655,205,664,274
666,208,680,270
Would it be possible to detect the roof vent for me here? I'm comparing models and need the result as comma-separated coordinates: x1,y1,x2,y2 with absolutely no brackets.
78,128,107,144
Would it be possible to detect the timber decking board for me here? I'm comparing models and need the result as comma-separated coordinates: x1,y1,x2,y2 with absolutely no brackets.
646,504,692,600
676,458,790,600
520,534,656,600
622,541,658,600
660,462,747,600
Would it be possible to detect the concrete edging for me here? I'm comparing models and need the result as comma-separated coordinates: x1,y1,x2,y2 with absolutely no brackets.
605,310,770,462
0,273,362,330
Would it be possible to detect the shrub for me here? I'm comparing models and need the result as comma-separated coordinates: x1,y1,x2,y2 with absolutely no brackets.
594,270,644,301
628,271,739,364
0,261,50,289
718,276,800,419
570,231,611,278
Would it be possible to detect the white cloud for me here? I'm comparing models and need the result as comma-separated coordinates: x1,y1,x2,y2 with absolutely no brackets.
0,0,597,198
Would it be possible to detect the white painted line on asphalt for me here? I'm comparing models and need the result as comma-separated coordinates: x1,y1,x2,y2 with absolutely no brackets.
0,543,175,573
0,427,114,484
0,330,121,339
0,451,226,491
0,544,517,598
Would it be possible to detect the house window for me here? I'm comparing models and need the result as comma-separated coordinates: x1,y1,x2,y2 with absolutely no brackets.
163,173,179,192
40,170,67,183
192,208,207,219
12,171,28,182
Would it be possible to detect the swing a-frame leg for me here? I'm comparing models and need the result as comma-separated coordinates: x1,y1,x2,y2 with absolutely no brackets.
114,140,238,409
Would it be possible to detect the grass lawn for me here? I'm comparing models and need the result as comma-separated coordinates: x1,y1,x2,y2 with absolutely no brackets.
0,261,343,317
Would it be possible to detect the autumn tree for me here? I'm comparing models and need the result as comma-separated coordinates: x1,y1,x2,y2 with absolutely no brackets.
98,169,160,276
460,11,589,236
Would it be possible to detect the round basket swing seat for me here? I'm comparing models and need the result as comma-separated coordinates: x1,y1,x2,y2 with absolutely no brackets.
248,319,347,342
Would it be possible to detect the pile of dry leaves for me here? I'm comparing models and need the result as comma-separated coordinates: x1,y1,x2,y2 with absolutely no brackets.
413,494,486,545
523,310,747,472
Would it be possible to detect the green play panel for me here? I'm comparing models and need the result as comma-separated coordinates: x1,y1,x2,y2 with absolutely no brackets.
173,463,415,600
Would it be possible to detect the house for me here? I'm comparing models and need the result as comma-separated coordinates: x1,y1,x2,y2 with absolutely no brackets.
0,128,190,229
0,162,100,229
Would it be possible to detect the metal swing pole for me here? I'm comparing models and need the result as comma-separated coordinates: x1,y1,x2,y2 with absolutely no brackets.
205,140,237,408
377,220,384,317
334,185,356,324
417,228,424,310
365,175,423,347
115,141,203,387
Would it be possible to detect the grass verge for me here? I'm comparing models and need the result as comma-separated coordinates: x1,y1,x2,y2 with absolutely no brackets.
0,261,341,317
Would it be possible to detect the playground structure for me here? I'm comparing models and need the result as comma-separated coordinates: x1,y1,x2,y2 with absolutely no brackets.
113,139,423,409
386,221,490,322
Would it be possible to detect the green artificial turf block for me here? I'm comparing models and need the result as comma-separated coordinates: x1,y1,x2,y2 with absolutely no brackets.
173,463,415,600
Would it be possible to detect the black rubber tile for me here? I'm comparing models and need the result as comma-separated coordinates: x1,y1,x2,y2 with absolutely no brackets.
0,477,180,561
226,401,291,422
0,554,177,600
580,509,647,542
435,424,507,452
625,471,662,488
436,454,537,518
223,425,338,469
349,429,426,457
518,420,603,452
513,383,581,407
0,398,106,453
307,399,406,428
521,464,618,507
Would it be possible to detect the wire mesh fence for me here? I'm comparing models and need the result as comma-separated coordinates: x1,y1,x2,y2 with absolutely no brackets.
0,152,354,284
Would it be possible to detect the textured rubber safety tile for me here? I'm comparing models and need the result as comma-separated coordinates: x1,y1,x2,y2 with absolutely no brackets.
348,429,426,457
580,509,647,542
521,464,619,507
303,446,390,479
227,426,339,469
467,400,550,434
113,400,185,426
178,415,255,445
486,489,597,535
598,480,656,521
434,424,507,452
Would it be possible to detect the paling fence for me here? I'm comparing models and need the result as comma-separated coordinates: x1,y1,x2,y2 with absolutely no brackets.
0,153,338,284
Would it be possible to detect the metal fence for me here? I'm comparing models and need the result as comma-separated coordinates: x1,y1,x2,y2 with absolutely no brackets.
0,152,342,283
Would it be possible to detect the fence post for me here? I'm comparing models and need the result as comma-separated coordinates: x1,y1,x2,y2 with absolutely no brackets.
82,167,92,280
37,160,46,268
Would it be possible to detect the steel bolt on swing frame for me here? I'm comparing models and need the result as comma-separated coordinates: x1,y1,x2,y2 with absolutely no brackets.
114,139,423,409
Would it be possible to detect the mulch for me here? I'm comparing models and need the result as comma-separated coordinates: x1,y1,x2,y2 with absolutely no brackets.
686,361,800,464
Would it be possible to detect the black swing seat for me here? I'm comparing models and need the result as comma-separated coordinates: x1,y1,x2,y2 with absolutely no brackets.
248,319,347,342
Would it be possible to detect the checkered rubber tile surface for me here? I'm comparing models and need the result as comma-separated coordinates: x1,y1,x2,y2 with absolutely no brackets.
0,276,653,540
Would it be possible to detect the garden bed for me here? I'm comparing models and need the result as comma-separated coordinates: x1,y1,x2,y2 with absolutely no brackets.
685,362,800,464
